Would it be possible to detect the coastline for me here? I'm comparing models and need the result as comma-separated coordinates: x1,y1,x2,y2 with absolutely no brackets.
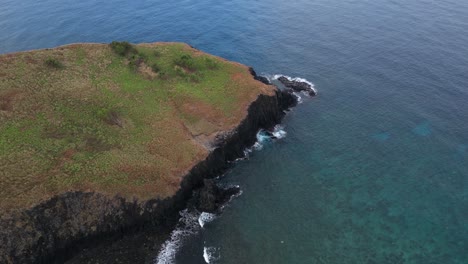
0,68,298,263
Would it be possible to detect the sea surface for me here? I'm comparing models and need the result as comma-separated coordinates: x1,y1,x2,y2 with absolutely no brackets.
1,0,468,263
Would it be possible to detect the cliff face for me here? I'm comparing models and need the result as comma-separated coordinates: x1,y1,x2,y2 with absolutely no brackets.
0,86,296,263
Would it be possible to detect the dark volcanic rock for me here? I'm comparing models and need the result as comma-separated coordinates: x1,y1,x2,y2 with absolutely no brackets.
249,67,271,85
279,89,298,109
191,179,240,213
256,75,271,85
277,76,316,96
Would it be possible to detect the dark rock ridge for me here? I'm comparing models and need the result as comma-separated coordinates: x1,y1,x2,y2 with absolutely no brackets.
191,179,240,213
277,76,317,96
0,70,297,264
249,67,271,85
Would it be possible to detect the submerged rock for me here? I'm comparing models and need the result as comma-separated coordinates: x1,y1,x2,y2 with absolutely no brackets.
277,76,317,96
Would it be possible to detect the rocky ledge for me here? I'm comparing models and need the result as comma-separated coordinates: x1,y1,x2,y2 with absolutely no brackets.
0,69,298,263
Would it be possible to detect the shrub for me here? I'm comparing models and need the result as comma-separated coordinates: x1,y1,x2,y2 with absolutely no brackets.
174,54,195,71
45,58,64,69
153,50,162,57
204,57,219,70
110,41,137,56
188,73,202,83
158,70,168,80
98,108,123,127
174,66,187,77
151,63,160,73
128,55,146,70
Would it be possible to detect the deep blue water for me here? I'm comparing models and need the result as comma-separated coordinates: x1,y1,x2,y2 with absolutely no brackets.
2,0,468,263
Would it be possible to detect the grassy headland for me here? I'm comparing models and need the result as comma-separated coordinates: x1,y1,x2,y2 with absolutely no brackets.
0,42,274,210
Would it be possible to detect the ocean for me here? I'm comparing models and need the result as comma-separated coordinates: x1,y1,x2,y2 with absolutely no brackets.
1,0,467,263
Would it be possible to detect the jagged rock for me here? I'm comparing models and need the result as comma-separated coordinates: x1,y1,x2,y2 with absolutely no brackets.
249,67,271,85
279,89,298,109
191,179,240,213
277,76,316,96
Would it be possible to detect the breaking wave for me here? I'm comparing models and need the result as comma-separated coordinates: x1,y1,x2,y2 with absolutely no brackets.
155,185,241,264
242,125,287,158
155,209,200,264
272,125,287,139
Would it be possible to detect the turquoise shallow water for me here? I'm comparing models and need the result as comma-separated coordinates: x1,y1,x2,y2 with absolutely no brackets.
1,0,468,263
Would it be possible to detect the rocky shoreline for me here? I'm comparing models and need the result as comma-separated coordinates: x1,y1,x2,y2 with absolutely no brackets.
0,69,303,263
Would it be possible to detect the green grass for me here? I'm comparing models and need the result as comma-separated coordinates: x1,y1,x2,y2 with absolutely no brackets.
0,42,273,209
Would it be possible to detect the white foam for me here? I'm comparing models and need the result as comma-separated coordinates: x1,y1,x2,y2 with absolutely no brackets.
248,126,288,152
272,74,283,80
155,209,200,264
272,125,287,139
233,149,250,161
203,247,220,263
198,212,217,228
252,141,263,151
256,131,271,143
293,92,303,104
203,247,210,263
272,74,317,95
240,147,253,160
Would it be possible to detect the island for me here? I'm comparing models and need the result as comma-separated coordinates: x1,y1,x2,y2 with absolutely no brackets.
0,42,306,263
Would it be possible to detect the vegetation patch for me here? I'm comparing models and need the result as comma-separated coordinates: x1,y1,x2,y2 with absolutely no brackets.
45,57,64,69
174,54,196,71
110,41,137,57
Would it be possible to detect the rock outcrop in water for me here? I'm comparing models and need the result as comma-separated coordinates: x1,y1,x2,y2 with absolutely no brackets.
0,66,297,263
278,76,317,96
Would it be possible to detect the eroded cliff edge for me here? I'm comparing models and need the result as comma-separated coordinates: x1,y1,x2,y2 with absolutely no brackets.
0,70,297,263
